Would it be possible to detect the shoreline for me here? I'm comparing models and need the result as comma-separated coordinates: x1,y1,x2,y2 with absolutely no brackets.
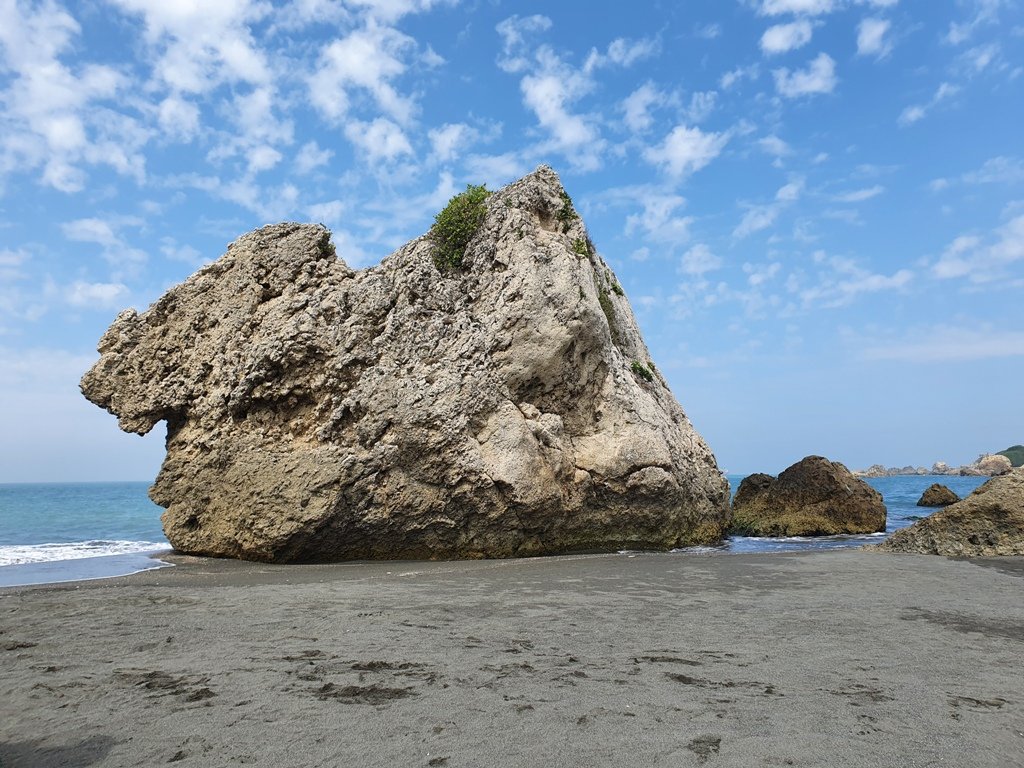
3,549,1022,767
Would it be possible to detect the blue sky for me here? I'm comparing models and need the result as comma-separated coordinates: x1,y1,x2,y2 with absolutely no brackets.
1,0,1022,482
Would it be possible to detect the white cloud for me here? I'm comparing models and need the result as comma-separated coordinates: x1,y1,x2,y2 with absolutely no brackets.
685,91,718,123
159,238,205,265
932,214,1024,282
963,156,1024,185
428,123,477,163
157,96,200,142
776,179,804,201
306,200,346,225
62,218,119,247
680,244,722,276
760,21,814,55
833,185,884,202
898,82,958,126
734,205,780,238
294,141,333,174
719,64,760,90
798,253,912,307
110,0,271,93
861,326,1024,363
344,117,413,162
496,14,552,73
65,280,129,309
517,48,604,170
0,0,145,191
621,83,669,133
758,135,792,158
946,0,1006,45
857,18,892,57
960,42,1001,74
643,125,729,178
583,36,659,73
760,0,836,15
773,53,837,98
625,192,693,244
308,24,417,124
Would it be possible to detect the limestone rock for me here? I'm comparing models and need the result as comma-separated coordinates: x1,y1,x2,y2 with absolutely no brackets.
730,456,887,537
916,483,960,507
960,454,1013,476
81,166,730,562
879,468,1024,556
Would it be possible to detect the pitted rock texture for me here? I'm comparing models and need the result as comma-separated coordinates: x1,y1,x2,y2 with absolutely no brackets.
916,483,960,507
730,456,887,537
880,468,1024,556
81,166,729,562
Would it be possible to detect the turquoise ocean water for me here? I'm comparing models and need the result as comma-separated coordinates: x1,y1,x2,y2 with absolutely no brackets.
0,474,990,587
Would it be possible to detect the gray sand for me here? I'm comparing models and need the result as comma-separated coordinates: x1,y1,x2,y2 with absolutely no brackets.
2,550,1022,767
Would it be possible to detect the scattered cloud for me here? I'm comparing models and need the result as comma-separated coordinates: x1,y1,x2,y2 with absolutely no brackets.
932,214,1024,282
963,156,1024,185
860,326,1024,362
643,125,730,178
898,82,958,126
760,21,814,55
759,0,836,16
773,53,837,98
344,118,413,163
621,83,671,133
798,252,913,307
625,192,694,244
294,141,333,174
65,280,129,309
679,243,722,275
833,185,884,202
857,18,892,57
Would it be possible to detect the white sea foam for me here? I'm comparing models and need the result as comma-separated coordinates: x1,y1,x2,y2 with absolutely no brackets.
0,540,169,566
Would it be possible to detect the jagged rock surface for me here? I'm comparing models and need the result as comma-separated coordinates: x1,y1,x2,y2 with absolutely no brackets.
879,468,1024,556
730,456,887,537
81,166,729,562
916,483,960,507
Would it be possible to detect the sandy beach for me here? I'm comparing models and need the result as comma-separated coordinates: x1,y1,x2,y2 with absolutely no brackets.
2,550,1023,768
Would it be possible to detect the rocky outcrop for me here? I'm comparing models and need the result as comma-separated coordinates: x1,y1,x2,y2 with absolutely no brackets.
855,456,1012,477
960,454,1012,476
879,468,1024,556
731,456,887,537
81,166,729,562
916,484,960,507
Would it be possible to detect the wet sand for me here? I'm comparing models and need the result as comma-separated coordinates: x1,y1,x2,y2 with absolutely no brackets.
2,549,1023,767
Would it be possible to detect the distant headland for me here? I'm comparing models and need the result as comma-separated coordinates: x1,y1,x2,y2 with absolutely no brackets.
855,446,1022,477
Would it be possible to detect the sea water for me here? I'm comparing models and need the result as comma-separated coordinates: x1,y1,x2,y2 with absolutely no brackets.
0,474,992,587
0,482,170,587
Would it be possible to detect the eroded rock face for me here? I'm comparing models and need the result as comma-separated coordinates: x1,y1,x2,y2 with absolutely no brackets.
961,454,1012,476
916,483,960,507
880,468,1024,556
730,456,887,537
81,166,729,562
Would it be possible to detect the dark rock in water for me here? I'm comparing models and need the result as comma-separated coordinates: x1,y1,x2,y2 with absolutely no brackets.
80,166,730,563
916,483,960,507
880,468,1024,556
730,456,887,537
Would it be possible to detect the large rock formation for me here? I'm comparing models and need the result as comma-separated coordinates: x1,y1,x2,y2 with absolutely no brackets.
81,166,729,562
960,454,1012,476
879,468,1024,556
916,483,960,507
730,456,887,537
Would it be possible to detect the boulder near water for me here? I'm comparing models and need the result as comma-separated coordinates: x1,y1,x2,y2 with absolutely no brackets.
81,166,730,562
880,468,1024,556
916,483,960,507
730,456,887,537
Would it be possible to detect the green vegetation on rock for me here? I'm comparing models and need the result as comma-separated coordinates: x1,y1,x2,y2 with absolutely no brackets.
997,445,1024,467
631,361,654,382
557,190,577,233
430,184,490,271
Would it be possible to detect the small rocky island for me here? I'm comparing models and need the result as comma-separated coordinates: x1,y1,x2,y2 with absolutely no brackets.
81,166,729,562
730,456,886,537
916,483,960,507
